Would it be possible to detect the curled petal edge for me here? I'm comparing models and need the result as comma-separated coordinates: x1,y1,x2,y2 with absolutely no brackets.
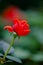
4,26,13,32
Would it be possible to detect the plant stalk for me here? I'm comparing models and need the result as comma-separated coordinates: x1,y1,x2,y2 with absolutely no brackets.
3,34,16,60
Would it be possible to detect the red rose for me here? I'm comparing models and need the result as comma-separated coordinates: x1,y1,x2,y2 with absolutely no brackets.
4,19,30,36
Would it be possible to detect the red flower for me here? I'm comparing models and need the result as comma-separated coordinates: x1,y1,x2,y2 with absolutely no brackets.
2,6,26,22
4,19,30,36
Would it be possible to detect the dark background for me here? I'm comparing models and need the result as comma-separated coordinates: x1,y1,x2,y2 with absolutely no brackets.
0,0,43,12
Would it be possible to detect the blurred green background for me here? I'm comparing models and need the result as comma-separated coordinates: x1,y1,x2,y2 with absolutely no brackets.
0,0,43,65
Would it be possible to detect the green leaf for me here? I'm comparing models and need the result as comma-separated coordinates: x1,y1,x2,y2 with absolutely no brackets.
0,53,3,56
0,40,15,54
6,55,22,63
5,60,12,63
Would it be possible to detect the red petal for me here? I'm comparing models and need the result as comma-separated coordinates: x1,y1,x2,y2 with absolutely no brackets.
4,26,13,32
23,30,30,35
13,19,21,24
21,20,27,24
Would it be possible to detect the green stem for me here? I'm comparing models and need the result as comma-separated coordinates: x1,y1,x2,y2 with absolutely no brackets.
3,34,16,60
